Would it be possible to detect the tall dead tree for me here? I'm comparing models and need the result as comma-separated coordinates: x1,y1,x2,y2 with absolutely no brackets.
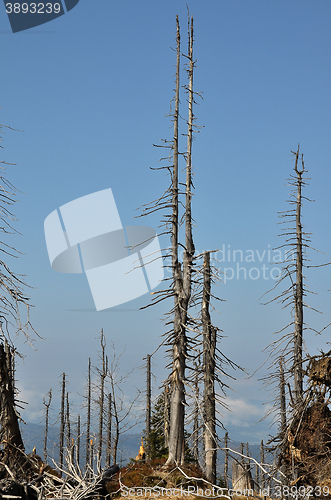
261,146,321,482
293,147,304,406
76,414,80,468
59,372,66,473
97,330,107,468
106,393,112,467
164,385,170,449
139,15,239,466
166,13,195,466
224,431,229,489
85,357,91,469
43,388,52,463
192,360,199,462
146,354,151,461
0,123,37,471
202,252,217,483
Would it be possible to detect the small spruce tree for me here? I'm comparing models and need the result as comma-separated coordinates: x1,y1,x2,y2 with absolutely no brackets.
145,394,194,462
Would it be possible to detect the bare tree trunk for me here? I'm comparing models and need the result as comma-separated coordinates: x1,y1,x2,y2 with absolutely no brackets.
260,440,265,489
146,354,151,461
89,439,94,471
203,252,217,483
293,146,304,406
106,393,112,467
43,389,52,463
0,342,24,466
167,15,185,466
164,385,170,449
66,392,74,464
98,331,107,467
66,392,71,448
112,394,119,465
193,361,199,462
76,414,80,468
85,358,91,469
279,357,287,483
167,13,195,467
224,431,229,489
255,462,259,490
59,373,66,473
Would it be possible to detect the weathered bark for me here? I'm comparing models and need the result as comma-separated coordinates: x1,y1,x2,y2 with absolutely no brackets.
146,354,151,461
167,14,195,466
59,372,66,473
193,361,199,462
224,431,229,489
0,342,24,465
203,252,217,483
164,385,170,449
43,388,52,463
98,331,107,467
232,461,254,492
85,357,91,469
106,393,112,467
279,357,288,482
76,414,80,468
167,15,185,466
260,440,265,489
293,146,304,406
66,392,71,448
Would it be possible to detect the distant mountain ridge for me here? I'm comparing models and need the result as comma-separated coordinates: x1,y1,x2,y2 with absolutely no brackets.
21,422,265,477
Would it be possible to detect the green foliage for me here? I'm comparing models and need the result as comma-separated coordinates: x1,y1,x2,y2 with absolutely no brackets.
145,393,196,462
145,394,168,459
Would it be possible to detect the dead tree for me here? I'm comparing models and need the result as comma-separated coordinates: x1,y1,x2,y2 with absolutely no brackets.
146,354,151,461
85,357,91,469
43,388,52,463
106,393,112,467
164,385,170,449
224,431,229,489
135,14,199,465
202,252,217,483
260,440,265,489
0,341,24,465
261,146,327,483
192,360,199,462
76,414,80,468
97,330,108,468
0,123,37,469
0,123,35,345
107,343,141,465
66,392,74,464
59,372,66,473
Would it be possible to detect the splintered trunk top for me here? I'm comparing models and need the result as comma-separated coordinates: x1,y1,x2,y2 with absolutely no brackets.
0,342,24,462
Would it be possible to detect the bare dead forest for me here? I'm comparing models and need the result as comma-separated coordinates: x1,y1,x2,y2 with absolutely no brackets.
0,13,331,500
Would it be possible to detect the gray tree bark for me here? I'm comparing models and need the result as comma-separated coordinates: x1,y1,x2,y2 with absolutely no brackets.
0,342,24,466
146,354,151,461
98,330,107,467
43,388,52,463
202,252,217,483
85,357,91,469
293,146,304,406
167,14,195,467
59,372,66,473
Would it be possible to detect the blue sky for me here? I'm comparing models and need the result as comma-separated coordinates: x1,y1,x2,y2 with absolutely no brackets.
1,0,331,447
